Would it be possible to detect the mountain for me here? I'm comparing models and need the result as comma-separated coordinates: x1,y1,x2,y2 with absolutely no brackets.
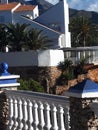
69,8,98,24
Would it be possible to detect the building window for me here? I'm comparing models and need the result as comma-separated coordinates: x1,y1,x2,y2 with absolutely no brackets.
34,14,38,18
26,14,33,20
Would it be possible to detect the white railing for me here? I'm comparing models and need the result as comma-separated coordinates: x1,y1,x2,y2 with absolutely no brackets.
63,47,98,64
5,90,70,130
93,57,98,64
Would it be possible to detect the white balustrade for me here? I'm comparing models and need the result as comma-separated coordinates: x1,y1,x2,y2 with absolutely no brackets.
5,90,70,130
64,47,98,64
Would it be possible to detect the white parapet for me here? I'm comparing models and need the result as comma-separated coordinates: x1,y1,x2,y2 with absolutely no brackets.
0,50,64,67
38,49,64,66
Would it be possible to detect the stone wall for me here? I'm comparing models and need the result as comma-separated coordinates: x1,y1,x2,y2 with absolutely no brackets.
70,97,98,130
0,91,8,130
8,66,62,93
8,65,98,94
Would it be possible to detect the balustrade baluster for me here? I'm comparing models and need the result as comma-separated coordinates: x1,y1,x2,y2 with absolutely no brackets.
58,105,65,130
32,101,39,130
12,98,18,129
8,97,14,130
38,102,45,130
27,100,33,130
64,107,70,130
44,103,51,130
22,99,28,130
51,104,58,130
17,98,23,130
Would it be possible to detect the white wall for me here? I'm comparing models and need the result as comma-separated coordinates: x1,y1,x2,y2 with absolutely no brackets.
13,11,34,24
0,50,64,67
33,6,39,19
38,49,64,66
16,16,61,48
0,51,38,67
35,1,67,33
0,11,12,24
35,0,71,47
13,5,39,24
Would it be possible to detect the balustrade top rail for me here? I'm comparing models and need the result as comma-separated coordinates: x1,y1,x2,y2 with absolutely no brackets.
5,90,69,106
61,46,98,51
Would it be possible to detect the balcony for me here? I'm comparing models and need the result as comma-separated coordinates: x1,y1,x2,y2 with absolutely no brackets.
62,46,98,64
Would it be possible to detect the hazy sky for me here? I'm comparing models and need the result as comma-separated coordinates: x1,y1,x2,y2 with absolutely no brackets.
45,0,98,12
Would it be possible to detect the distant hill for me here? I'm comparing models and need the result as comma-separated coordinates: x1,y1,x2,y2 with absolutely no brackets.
69,8,98,24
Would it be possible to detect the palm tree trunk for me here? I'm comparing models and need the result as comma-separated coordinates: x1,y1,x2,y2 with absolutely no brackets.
83,37,86,47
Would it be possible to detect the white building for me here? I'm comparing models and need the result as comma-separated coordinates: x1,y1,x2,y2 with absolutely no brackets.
0,2,39,24
0,0,71,49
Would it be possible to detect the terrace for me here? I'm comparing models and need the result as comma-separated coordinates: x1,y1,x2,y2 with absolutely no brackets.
0,62,98,130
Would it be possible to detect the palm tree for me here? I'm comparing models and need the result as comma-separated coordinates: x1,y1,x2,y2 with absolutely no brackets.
7,23,29,51
0,24,9,52
57,59,74,85
26,28,52,50
75,55,90,75
70,16,98,47
58,59,73,73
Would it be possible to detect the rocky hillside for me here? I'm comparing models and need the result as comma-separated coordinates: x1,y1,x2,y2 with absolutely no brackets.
69,8,98,24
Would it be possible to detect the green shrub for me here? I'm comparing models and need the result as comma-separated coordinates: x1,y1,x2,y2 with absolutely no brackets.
18,78,44,93
18,79,30,90
29,79,44,92
57,59,74,85
57,72,74,85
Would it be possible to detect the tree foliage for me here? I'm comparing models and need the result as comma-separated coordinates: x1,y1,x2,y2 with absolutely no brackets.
26,28,52,50
57,59,74,85
18,78,44,92
6,23,29,51
0,24,9,51
0,23,52,52
70,16,98,47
